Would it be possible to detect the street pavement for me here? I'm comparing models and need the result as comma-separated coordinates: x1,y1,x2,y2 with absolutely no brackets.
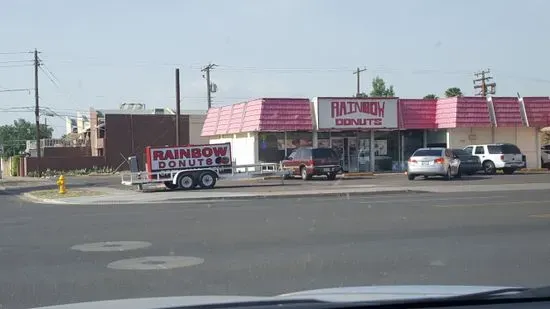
18,173,550,204
1,187,550,308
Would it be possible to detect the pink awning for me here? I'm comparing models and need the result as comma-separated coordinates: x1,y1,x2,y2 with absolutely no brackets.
398,99,437,129
201,98,312,136
523,97,550,127
492,97,522,127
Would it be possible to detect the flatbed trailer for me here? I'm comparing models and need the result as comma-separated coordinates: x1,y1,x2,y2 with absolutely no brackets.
120,142,288,190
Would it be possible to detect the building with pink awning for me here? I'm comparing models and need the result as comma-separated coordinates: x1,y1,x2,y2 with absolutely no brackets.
201,96,550,172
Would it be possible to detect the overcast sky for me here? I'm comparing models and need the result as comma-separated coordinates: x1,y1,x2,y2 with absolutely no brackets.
1,0,549,136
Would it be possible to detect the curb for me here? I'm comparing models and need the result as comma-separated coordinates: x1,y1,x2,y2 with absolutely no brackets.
44,188,426,205
21,192,68,204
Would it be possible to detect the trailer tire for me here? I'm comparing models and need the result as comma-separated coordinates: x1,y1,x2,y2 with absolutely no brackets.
198,171,217,189
164,181,179,190
177,173,196,190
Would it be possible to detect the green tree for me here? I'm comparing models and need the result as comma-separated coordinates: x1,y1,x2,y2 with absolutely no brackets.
369,76,395,97
423,94,438,99
0,118,53,158
445,87,463,98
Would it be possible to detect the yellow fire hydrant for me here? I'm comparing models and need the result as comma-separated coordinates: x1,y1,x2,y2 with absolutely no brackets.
57,175,67,194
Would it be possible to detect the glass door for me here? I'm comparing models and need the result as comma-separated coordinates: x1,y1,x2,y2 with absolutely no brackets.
331,137,358,172
331,137,345,170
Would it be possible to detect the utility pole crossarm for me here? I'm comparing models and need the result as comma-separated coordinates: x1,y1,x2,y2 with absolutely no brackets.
473,69,496,97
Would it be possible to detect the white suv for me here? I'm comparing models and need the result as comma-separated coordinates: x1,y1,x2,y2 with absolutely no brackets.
463,143,524,175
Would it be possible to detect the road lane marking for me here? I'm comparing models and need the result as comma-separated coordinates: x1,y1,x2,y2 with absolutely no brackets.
71,241,152,252
434,200,547,208
358,195,509,205
529,214,550,218
107,256,204,270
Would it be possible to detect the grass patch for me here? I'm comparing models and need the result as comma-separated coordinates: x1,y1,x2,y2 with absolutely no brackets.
28,189,104,199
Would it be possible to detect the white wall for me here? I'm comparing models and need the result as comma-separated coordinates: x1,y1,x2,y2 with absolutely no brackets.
447,127,540,168
209,132,258,167
189,114,209,145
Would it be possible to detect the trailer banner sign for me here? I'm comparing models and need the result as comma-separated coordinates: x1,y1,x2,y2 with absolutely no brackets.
146,143,232,172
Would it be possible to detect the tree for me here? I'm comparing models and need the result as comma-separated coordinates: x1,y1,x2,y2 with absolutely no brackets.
445,87,463,98
0,118,53,158
423,94,438,99
369,76,395,97
356,92,368,98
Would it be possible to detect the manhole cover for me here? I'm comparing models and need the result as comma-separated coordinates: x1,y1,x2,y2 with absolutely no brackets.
107,256,204,270
70,241,152,252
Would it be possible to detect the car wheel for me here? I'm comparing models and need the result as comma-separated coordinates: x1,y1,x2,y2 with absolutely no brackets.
483,161,496,175
300,167,311,181
327,173,337,181
444,168,452,181
503,168,516,175
407,174,415,181
455,169,462,179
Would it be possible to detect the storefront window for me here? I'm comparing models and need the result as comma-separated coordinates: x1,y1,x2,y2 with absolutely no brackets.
374,131,399,172
427,129,447,147
258,132,285,163
317,132,330,148
286,132,313,150
403,130,424,160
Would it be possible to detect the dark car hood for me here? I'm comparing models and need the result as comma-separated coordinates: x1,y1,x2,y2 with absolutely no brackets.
30,285,518,309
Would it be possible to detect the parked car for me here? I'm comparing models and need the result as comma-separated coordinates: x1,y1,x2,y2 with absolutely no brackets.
463,143,524,175
282,147,341,180
541,144,550,168
406,147,461,180
451,148,482,175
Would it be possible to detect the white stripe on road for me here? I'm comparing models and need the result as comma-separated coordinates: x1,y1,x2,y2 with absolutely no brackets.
434,200,548,208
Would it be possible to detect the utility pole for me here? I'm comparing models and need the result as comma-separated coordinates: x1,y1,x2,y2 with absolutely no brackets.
474,69,496,97
34,49,41,178
175,68,181,145
353,67,367,97
201,63,217,109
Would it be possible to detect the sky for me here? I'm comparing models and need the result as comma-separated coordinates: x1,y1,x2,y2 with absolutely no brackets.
1,0,549,137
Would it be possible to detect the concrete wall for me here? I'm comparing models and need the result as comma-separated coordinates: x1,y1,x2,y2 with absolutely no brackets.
104,114,190,170
210,132,258,167
24,156,106,175
189,114,208,145
42,146,91,157
447,127,540,168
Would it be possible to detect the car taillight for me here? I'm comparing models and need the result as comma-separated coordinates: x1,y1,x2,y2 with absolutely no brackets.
434,157,445,164
307,159,314,166
500,155,504,160
408,158,417,163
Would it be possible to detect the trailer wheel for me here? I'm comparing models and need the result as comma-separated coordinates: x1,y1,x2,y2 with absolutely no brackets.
164,181,178,190
198,171,217,189
177,173,196,190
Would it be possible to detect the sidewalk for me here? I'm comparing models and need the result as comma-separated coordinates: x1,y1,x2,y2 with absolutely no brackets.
21,181,550,205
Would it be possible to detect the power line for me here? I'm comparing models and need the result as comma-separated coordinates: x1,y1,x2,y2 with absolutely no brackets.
0,88,32,93
0,51,33,55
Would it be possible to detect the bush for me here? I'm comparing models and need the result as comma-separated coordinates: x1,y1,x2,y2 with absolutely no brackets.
10,156,20,176
26,166,115,178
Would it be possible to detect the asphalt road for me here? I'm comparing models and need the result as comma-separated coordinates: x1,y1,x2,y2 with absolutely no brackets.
1,189,550,308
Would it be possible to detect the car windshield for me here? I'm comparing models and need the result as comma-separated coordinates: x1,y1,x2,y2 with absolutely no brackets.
412,149,443,157
312,148,338,159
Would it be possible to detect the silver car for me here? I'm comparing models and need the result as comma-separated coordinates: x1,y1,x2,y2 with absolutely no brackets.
407,147,461,180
